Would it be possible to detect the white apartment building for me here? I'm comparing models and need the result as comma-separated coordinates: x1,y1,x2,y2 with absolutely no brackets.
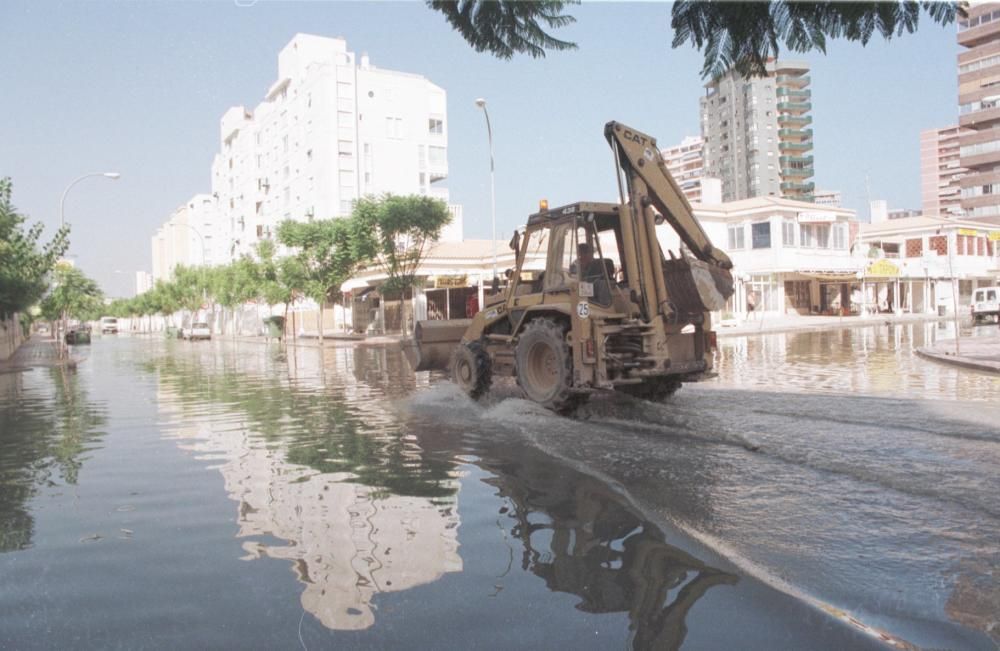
660,136,705,202
151,194,221,282
812,189,842,207
135,271,153,296
210,34,451,259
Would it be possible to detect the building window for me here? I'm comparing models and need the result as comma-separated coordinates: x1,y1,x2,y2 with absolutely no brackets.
727,224,745,250
428,118,443,134
782,219,796,246
832,223,846,249
385,117,404,139
428,146,447,166
751,221,772,249
815,224,830,248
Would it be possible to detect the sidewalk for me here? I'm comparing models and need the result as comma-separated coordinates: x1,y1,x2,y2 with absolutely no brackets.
0,336,71,374
718,312,952,338
916,331,1000,374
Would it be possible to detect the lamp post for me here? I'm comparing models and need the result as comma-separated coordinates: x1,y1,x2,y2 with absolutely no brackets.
474,98,498,285
58,172,120,354
169,221,207,267
60,172,121,229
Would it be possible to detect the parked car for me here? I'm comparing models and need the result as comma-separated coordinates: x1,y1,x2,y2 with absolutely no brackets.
100,316,118,334
182,322,212,340
971,286,999,323
65,325,92,345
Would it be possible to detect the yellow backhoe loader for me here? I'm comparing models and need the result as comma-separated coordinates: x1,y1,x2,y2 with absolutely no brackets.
407,121,734,412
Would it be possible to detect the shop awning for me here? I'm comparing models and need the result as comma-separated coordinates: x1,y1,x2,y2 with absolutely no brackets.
797,271,860,282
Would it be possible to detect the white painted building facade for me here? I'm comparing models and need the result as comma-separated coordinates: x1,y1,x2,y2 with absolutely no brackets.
151,194,221,282
209,33,452,260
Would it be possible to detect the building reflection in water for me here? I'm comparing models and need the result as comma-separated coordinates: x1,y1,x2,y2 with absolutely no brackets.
151,342,736,644
151,351,462,631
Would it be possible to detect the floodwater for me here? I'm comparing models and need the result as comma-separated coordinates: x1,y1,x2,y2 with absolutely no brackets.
0,323,997,650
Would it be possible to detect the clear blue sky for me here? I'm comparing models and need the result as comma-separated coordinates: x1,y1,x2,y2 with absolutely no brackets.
0,1,958,297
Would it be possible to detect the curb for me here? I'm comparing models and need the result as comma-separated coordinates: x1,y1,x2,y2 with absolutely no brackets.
915,347,1000,374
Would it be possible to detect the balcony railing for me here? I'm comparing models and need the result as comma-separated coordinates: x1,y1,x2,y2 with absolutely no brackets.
780,155,814,166
776,87,810,99
782,166,815,178
781,181,815,193
779,141,813,151
777,101,812,112
779,128,813,139
776,74,810,87
778,114,812,127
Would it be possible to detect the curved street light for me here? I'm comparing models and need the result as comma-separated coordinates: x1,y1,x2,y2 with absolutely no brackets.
169,221,207,267
60,172,121,229
56,171,120,356
474,98,498,284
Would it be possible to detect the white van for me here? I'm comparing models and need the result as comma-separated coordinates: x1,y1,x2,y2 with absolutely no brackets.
971,286,999,323
100,316,118,334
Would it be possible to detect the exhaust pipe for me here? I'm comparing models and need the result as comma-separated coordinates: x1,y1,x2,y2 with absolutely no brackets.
403,319,472,372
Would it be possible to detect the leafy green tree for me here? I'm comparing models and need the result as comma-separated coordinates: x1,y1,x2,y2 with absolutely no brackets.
39,265,103,323
351,195,452,333
277,218,360,342
430,1,961,78
0,178,69,319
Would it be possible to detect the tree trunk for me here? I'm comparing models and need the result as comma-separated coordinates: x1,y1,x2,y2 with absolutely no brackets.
318,301,324,345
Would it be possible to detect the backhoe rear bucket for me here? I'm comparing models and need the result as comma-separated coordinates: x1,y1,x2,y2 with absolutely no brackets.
403,319,472,372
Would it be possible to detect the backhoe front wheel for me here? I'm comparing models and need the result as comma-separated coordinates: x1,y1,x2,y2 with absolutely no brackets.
515,318,583,414
451,341,492,400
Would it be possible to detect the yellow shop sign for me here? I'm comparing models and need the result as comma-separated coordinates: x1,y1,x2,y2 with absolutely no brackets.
434,275,468,289
866,259,900,277
989,231,1000,242
958,228,980,237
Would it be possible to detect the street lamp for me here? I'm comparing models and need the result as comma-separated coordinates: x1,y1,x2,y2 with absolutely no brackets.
57,171,120,356
474,98,498,285
169,221,207,267
60,172,121,229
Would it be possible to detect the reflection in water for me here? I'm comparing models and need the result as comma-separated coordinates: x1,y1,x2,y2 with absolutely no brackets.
716,322,1000,400
0,367,106,552
479,448,738,650
149,349,462,630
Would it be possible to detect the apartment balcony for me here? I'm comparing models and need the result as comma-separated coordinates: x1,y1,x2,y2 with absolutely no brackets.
778,128,813,140
782,166,814,178
776,87,811,99
778,114,812,127
776,74,810,88
960,106,1000,129
779,140,813,152
779,155,814,166
781,181,815,193
777,101,812,113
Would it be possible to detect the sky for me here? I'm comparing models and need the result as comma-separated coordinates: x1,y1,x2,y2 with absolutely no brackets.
0,1,959,298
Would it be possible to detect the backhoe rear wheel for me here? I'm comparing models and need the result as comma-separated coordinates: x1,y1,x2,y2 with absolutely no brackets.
451,341,492,400
515,318,583,414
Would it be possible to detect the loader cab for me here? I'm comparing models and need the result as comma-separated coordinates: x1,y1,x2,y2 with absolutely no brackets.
508,202,631,312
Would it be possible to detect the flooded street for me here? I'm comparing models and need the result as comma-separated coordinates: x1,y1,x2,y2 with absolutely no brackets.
1,324,997,650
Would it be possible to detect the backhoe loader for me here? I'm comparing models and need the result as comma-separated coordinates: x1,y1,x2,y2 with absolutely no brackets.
407,121,734,413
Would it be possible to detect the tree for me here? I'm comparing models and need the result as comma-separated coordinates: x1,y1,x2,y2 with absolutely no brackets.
277,218,360,342
0,178,69,319
39,265,103,323
430,1,961,78
428,0,578,59
351,195,452,333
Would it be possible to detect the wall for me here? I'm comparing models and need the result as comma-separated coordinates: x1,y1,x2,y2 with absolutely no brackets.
0,313,24,361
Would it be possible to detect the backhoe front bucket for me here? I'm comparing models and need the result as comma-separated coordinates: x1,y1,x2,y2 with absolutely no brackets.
403,319,472,372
